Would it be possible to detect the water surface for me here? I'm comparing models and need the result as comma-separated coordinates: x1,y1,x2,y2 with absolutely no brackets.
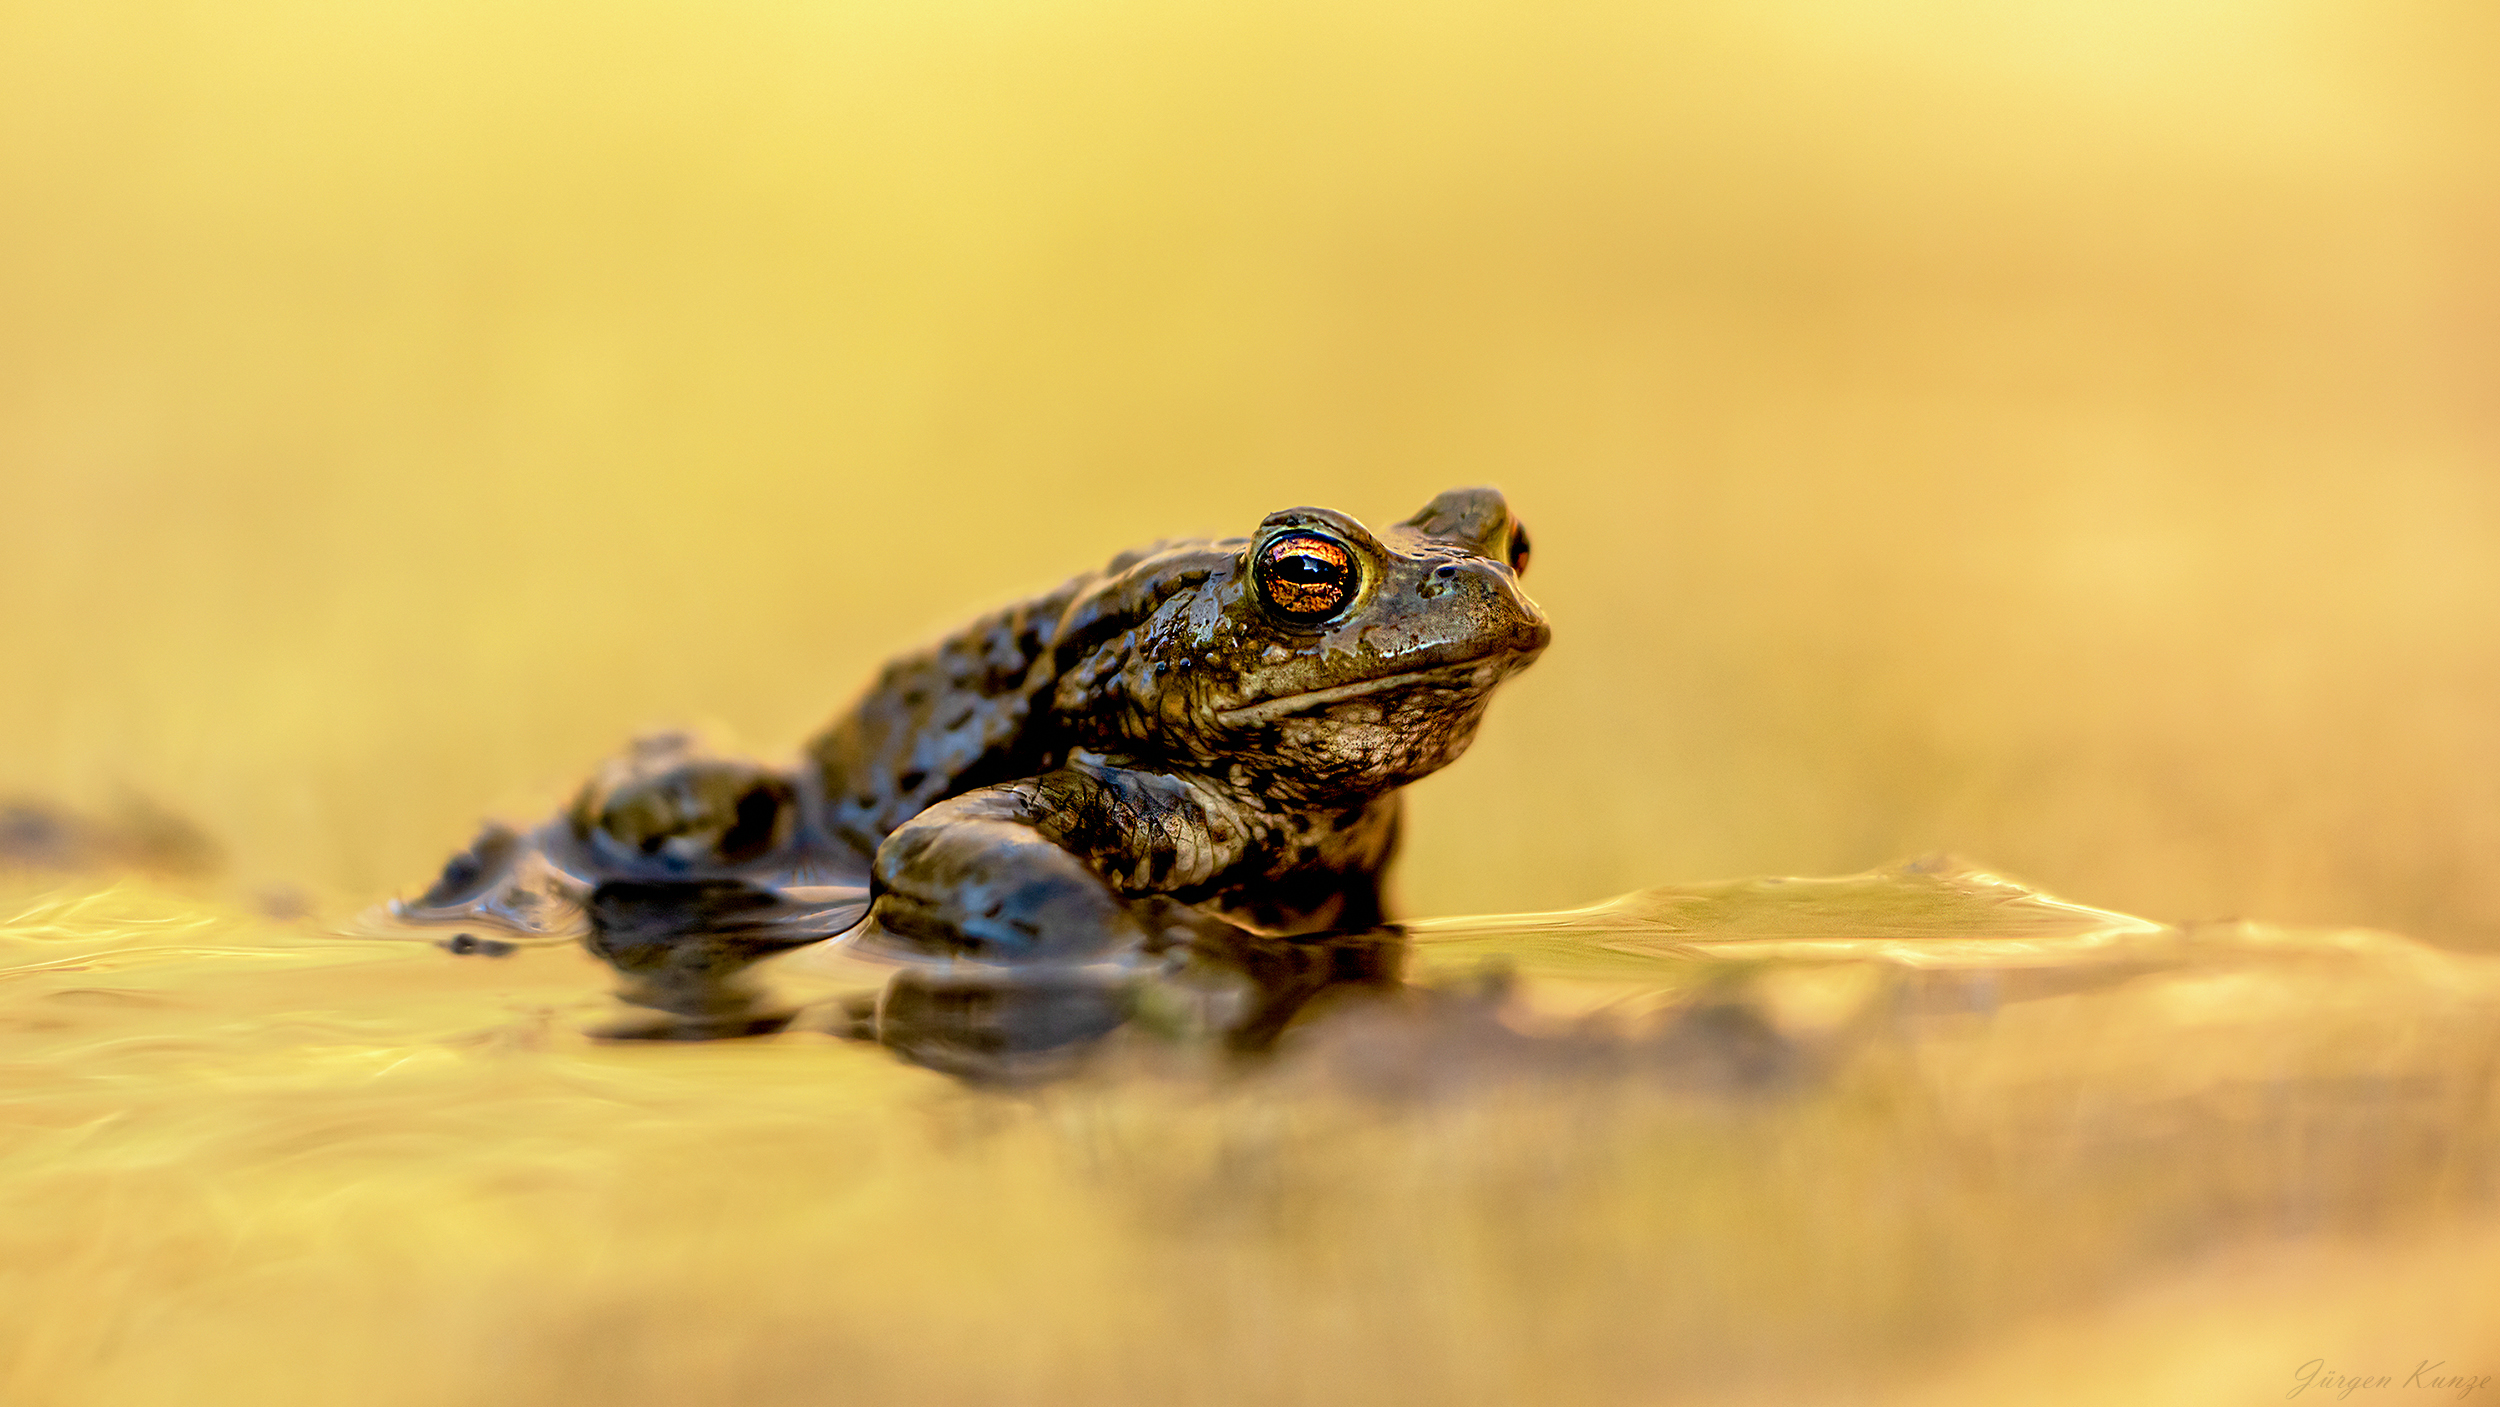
7,860,2495,1405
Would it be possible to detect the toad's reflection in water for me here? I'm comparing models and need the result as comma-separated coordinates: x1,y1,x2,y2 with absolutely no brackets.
862,925,1410,1083
575,890,1814,1090
584,879,855,1040
575,880,1416,1078
865,963,1142,1082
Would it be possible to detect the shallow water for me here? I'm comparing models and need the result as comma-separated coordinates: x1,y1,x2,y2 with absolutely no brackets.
6,860,2495,1405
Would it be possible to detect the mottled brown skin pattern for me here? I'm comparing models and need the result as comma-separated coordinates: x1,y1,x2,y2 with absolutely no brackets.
803,487,1548,960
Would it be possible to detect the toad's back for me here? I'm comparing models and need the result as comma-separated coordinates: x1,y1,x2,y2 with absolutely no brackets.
804,537,1238,857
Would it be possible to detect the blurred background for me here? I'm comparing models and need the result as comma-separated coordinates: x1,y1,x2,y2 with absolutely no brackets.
2,0,2495,942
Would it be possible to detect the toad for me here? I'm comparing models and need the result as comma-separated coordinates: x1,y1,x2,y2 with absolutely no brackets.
393,487,1547,963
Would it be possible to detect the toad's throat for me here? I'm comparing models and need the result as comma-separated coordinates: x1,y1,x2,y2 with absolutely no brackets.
1215,657,1497,728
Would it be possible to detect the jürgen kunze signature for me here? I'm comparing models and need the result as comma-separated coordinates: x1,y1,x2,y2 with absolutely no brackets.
2289,1360,2494,1400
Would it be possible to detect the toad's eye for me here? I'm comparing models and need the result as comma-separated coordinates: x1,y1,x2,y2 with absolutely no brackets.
1507,521,1532,576
1256,533,1355,623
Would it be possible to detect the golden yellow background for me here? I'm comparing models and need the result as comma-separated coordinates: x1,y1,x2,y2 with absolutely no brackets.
3,0,2496,933
7,9,2500,1402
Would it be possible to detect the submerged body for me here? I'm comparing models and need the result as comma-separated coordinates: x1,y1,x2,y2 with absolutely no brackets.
397,488,1547,961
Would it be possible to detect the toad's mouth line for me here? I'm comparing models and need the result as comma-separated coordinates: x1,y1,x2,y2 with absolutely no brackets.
1215,656,1499,728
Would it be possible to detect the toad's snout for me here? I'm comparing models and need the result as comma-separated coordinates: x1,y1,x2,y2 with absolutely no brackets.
1398,556,1550,662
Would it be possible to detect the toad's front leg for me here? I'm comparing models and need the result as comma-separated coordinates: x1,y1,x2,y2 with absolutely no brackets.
866,769,1247,962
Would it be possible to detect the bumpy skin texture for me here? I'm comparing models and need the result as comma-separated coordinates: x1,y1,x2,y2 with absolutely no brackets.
408,488,1547,964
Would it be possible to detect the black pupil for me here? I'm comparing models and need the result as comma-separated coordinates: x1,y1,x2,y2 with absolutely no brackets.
1275,553,1337,585
1508,523,1532,575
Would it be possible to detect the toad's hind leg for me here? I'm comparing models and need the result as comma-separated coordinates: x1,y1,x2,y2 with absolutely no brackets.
377,734,825,946
569,732,800,873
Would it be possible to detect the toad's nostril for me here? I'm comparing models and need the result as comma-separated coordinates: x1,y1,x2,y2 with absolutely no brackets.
1432,563,1459,579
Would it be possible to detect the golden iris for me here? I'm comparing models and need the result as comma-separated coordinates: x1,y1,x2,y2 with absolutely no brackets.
1258,535,1354,621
